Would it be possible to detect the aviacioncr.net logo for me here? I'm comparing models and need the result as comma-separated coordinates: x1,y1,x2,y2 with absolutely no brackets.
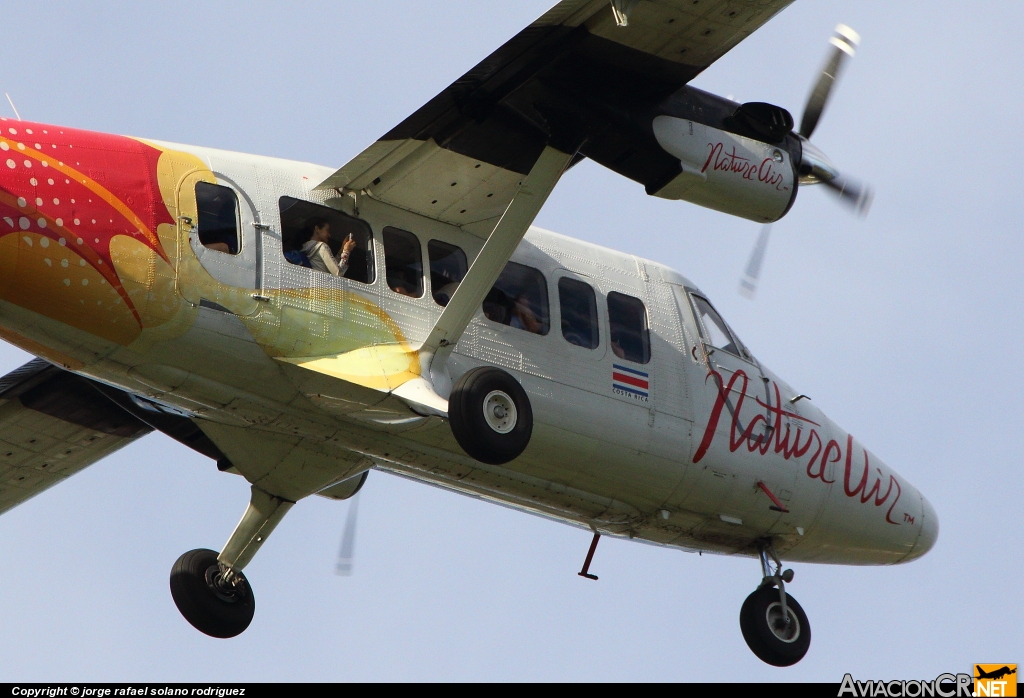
973,665,1017,698
838,674,974,697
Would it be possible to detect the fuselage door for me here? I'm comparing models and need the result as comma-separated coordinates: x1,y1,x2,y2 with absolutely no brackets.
672,286,796,525
178,176,259,290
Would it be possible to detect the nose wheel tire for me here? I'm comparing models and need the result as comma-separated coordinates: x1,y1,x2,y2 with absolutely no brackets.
170,548,255,639
449,366,533,465
739,585,811,666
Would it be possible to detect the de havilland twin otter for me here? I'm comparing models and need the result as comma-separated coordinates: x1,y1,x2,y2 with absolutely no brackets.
0,0,936,666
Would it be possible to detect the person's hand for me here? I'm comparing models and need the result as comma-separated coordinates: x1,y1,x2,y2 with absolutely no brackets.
514,298,540,332
342,234,357,256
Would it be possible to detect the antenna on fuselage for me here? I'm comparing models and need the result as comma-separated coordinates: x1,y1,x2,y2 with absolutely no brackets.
5,94,22,121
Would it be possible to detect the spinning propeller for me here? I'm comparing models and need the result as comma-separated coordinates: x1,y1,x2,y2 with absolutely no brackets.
740,24,872,299
335,492,360,576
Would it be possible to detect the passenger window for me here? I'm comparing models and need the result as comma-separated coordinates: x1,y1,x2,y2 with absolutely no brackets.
483,262,549,335
195,182,239,255
608,292,650,364
558,277,599,349
428,240,468,307
690,294,750,359
383,227,424,298
279,196,374,284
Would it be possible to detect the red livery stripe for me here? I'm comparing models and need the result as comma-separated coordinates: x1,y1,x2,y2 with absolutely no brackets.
612,372,649,389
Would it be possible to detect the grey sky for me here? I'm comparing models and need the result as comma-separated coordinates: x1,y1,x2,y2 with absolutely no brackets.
0,0,1019,681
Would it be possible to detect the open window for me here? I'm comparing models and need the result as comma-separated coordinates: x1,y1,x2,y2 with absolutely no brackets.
382,227,424,298
428,240,468,307
608,291,650,364
279,196,374,284
195,182,239,255
689,294,753,361
559,277,599,349
483,262,549,335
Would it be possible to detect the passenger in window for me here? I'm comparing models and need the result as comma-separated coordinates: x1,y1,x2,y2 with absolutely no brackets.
204,241,232,254
482,262,549,335
383,227,425,298
195,182,239,255
302,218,357,277
428,240,468,307
608,291,651,364
511,294,543,333
279,196,375,283
391,279,417,297
559,277,599,349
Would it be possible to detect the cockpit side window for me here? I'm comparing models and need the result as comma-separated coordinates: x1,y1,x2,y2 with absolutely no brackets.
279,196,375,284
383,227,424,298
607,291,650,364
195,182,239,255
428,240,467,306
690,294,752,361
483,262,549,335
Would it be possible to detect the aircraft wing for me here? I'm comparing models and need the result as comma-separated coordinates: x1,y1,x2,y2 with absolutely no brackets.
316,0,795,235
0,357,352,511
0,359,152,515
302,0,796,410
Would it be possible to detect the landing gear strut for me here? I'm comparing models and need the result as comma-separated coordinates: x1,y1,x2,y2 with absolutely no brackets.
170,486,293,638
739,540,811,666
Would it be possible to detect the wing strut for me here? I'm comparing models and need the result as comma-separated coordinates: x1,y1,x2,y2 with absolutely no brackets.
391,145,577,414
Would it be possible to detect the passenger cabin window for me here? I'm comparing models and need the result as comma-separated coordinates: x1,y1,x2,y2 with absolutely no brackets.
690,294,752,361
383,227,424,298
195,182,239,255
279,196,374,284
483,262,549,336
428,240,467,306
608,291,650,364
558,277,599,349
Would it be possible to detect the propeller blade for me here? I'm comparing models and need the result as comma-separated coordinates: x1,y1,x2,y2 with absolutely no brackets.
799,24,860,139
739,225,773,300
335,492,360,576
822,175,873,216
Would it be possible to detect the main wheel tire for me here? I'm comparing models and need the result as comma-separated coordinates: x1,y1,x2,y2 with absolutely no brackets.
169,548,255,639
449,366,533,465
739,585,811,667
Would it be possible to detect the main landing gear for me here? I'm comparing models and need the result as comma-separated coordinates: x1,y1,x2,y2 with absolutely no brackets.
170,486,293,638
449,366,533,465
739,540,811,667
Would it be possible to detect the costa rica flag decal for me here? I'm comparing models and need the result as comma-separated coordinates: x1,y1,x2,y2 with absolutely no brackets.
612,364,650,401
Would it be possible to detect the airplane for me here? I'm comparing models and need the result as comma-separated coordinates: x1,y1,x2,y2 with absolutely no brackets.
975,667,1017,682
0,0,937,667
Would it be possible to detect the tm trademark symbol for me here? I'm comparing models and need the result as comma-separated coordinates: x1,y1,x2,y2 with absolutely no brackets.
904,513,915,524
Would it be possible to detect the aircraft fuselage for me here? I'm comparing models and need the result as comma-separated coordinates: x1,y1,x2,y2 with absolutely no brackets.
0,119,937,565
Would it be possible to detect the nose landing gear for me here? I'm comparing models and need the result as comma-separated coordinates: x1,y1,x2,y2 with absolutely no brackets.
739,540,811,666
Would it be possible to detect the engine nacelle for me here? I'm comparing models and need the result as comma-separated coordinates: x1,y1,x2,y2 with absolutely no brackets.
650,115,799,223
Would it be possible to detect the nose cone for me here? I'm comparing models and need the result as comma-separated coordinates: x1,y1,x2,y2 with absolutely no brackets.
907,494,939,561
